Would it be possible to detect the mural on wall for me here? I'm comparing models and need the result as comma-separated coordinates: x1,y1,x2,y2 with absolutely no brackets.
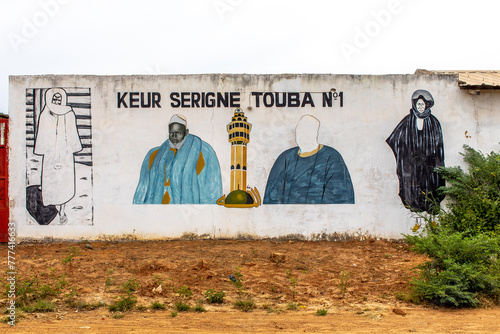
217,108,261,208
134,114,222,204
386,89,445,214
264,115,355,204
26,87,93,225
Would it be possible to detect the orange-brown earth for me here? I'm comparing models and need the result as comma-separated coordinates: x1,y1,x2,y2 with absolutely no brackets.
2,239,499,333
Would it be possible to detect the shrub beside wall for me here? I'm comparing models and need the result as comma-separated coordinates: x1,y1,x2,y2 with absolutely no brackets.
405,145,500,307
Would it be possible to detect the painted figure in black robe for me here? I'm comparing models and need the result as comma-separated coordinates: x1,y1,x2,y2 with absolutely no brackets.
386,90,445,214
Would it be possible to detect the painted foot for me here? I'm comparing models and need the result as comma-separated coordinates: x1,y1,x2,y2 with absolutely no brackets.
59,213,68,225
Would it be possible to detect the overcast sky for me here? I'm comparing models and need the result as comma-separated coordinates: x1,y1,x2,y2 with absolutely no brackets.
1,0,499,115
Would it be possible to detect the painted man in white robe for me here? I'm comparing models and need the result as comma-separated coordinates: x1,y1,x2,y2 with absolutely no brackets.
34,88,82,224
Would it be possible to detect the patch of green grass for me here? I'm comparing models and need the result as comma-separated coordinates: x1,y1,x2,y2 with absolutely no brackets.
112,313,125,319
150,301,166,310
287,302,298,310
21,299,56,313
11,270,70,307
174,301,190,312
108,295,137,312
316,308,328,316
84,301,106,310
170,311,178,317
66,299,106,311
193,304,206,312
233,299,255,312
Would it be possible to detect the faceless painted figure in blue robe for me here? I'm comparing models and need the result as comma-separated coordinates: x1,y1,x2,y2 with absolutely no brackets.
386,90,445,214
133,114,222,204
264,115,355,204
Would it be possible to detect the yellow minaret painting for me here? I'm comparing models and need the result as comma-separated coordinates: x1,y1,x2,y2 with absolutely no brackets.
217,108,261,208
228,108,250,192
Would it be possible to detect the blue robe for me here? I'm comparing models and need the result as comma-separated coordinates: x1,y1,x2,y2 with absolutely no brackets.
264,146,355,204
133,134,222,204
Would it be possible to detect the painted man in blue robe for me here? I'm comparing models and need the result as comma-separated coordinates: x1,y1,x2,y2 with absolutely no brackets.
264,115,355,204
133,114,222,204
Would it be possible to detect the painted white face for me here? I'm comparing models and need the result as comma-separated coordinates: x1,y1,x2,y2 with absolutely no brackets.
295,115,320,153
416,99,426,113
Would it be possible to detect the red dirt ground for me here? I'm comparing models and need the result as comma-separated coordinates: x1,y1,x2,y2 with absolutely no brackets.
2,239,499,333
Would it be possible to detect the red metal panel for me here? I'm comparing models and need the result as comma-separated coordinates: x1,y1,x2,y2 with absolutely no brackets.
0,119,9,242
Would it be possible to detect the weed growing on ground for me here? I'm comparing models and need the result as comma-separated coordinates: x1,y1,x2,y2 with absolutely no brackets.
170,311,178,317
204,289,225,304
153,274,163,287
316,308,328,316
150,301,166,310
62,246,80,265
233,299,255,312
230,267,244,294
121,278,140,295
174,286,193,299
287,302,298,310
174,301,191,312
21,299,56,313
8,270,70,307
108,295,137,312
194,303,206,313
339,270,350,297
83,301,106,310
104,268,115,291
289,275,298,300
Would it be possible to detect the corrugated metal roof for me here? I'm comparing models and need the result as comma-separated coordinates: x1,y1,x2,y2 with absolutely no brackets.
415,69,500,89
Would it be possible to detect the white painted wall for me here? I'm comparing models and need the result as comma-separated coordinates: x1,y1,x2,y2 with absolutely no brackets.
9,74,500,240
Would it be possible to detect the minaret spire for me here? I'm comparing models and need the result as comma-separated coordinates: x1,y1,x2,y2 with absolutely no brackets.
217,107,261,208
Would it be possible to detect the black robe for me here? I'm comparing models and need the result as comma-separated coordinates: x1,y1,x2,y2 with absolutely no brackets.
386,90,445,213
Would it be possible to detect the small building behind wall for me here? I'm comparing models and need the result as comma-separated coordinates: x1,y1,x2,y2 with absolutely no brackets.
7,73,500,241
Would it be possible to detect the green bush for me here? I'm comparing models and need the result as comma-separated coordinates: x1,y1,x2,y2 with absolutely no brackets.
174,286,193,299
436,145,500,236
405,145,500,307
174,301,191,312
193,304,206,312
108,295,137,312
316,308,328,316
204,289,225,304
150,301,166,310
406,228,500,307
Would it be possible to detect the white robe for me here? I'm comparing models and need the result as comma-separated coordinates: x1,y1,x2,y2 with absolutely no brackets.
34,89,82,206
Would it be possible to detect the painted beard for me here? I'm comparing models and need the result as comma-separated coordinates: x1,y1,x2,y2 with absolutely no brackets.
170,137,186,150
